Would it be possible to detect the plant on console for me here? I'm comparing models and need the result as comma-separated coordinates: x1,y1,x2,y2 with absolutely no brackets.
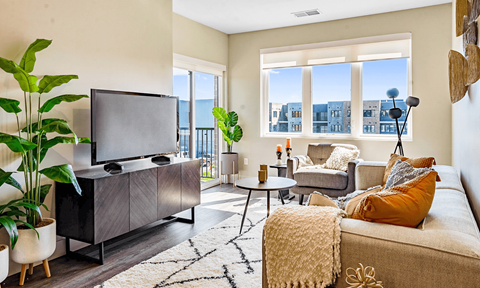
0,38,90,233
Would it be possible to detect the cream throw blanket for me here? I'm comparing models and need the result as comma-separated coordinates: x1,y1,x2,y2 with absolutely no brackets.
264,206,345,288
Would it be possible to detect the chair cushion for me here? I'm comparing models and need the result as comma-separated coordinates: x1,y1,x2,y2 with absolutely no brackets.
294,167,348,190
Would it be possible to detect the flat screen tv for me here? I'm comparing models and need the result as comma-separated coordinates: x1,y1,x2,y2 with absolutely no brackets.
91,89,178,169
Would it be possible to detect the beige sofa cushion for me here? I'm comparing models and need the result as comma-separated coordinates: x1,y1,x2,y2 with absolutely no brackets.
294,168,348,190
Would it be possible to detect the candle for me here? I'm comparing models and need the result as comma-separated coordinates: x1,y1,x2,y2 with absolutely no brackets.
286,138,291,148
276,144,282,152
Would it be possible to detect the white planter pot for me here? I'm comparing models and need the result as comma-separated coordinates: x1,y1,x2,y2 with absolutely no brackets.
10,218,56,264
221,152,239,175
0,244,8,283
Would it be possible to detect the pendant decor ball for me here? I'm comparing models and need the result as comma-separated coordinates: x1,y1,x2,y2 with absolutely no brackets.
345,263,383,288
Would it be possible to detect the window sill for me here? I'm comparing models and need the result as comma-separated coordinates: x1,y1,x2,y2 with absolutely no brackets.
262,133,412,142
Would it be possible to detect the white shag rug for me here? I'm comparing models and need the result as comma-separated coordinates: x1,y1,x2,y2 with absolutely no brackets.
95,196,290,288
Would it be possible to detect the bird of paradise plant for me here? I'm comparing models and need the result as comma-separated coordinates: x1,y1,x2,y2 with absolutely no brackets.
0,39,90,247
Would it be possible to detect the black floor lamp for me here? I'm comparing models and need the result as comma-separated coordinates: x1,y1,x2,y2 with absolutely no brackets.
387,88,419,156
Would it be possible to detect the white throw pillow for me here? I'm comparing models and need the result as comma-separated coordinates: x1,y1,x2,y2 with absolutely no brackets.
323,147,360,171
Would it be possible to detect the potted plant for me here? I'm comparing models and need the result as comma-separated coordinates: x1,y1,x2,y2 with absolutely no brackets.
0,39,90,284
0,184,41,285
212,107,243,178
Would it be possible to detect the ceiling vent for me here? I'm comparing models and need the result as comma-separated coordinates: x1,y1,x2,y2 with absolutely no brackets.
292,9,321,18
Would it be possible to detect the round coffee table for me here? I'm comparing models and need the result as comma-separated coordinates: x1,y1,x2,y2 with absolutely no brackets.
235,177,297,234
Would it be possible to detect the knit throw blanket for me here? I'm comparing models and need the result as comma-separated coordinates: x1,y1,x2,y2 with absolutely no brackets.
264,206,345,288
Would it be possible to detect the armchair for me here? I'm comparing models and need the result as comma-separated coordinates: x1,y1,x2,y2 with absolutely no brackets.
287,143,360,204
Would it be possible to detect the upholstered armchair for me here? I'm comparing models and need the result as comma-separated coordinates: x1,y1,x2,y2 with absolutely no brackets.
287,143,360,204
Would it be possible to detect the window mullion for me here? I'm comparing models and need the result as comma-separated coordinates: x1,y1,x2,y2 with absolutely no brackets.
302,67,312,136
350,63,362,138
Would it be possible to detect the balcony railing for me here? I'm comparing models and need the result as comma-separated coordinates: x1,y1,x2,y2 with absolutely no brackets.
179,127,216,180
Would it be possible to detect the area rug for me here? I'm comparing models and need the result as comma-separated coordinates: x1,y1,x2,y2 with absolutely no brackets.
95,197,290,288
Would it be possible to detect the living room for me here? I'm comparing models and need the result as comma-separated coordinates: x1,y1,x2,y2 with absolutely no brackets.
0,0,478,287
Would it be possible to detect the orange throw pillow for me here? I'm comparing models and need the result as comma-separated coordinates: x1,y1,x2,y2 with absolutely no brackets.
383,153,438,184
352,170,437,228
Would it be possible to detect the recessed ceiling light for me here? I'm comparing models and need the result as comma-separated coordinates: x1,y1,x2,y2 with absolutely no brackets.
292,9,321,18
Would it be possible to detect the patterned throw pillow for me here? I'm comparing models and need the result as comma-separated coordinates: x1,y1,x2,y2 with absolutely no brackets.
323,146,360,171
383,153,438,184
384,160,434,190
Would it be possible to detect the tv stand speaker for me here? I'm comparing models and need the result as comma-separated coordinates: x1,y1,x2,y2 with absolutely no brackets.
151,155,171,165
103,162,123,174
55,158,200,264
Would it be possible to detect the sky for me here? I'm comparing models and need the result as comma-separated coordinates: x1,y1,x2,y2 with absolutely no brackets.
269,58,408,104
173,68,215,101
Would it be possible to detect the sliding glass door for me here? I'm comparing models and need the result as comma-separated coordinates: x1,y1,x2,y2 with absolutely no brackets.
173,68,220,187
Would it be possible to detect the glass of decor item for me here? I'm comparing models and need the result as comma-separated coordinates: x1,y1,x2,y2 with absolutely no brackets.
260,164,268,181
258,170,266,183
276,144,283,165
286,138,292,158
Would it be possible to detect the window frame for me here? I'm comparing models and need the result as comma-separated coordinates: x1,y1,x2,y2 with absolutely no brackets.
261,58,412,142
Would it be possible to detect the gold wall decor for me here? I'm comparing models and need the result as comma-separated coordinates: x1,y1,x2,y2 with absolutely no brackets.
466,43,480,85
457,0,469,36
449,50,469,104
471,0,480,22
463,20,478,53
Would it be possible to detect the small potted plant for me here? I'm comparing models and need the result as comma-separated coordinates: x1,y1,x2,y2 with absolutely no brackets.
0,179,41,285
212,107,243,178
0,39,90,284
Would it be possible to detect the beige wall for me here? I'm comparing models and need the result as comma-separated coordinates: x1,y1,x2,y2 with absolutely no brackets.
173,13,228,66
451,1,480,223
0,0,173,275
228,4,452,178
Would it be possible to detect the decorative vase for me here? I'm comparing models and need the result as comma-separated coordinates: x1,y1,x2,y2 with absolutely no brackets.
10,218,56,264
276,151,282,165
0,244,8,284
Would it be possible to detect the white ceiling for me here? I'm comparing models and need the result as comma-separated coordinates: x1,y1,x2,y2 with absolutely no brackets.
173,0,451,34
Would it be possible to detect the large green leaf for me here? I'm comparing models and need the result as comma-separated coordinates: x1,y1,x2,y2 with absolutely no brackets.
217,121,228,135
212,107,228,122
231,125,243,142
227,111,238,127
0,57,18,73
43,136,90,149
21,118,66,133
0,169,23,192
0,98,22,113
0,133,37,153
0,216,18,248
40,164,81,195
39,94,88,113
19,39,52,73
38,75,78,94
0,57,39,93
17,134,46,172
40,120,78,144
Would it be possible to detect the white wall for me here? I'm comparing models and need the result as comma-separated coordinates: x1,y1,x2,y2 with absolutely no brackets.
451,0,480,223
228,4,452,178
0,0,173,275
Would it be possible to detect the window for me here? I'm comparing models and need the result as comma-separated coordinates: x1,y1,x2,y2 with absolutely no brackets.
363,58,408,135
268,67,302,133
262,34,411,139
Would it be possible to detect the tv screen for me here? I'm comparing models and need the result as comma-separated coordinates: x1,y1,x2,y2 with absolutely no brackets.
91,89,178,165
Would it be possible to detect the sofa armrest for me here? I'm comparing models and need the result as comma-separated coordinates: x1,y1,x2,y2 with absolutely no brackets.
286,156,300,179
355,161,387,190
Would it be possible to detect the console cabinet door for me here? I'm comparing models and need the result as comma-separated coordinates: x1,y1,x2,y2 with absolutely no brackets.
182,160,201,210
157,164,182,219
130,168,158,231
94,174,130,244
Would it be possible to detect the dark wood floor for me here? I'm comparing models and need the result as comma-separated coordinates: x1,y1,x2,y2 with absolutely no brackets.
2,184,289,288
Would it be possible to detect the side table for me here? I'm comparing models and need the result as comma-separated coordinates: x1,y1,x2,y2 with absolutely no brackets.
269,164,295,200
